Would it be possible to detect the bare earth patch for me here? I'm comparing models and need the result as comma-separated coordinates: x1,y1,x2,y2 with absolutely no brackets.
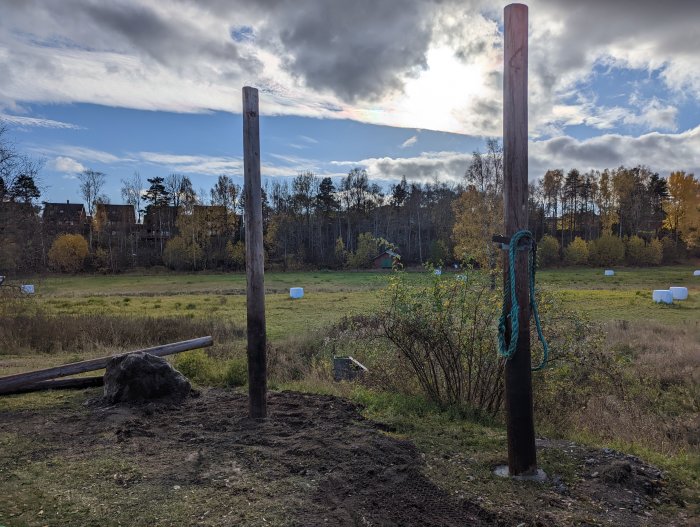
0,389,691,526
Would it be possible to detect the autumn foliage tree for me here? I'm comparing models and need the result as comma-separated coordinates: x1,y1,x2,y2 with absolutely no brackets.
48,234,88,273
452,139,503,268
664,171,700,249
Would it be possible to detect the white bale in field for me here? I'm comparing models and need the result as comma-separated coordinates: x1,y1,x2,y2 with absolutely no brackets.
694,270,700,276
434,268,442,276
604,270,615,276
20,284,34,294
669,286,688,300
652,290,673,304
289,287,304,299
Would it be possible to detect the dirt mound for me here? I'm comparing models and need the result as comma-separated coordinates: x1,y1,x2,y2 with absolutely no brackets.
0,389,498,526
537,438,672,523
102,351,191,404
1,390,686,526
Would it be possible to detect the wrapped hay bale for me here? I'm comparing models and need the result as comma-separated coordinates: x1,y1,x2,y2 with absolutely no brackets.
669,286,688,300
289,287,304,299
604,270,615,276
652,290,673,304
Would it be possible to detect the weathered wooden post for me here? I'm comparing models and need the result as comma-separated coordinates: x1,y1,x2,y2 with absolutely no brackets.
243,86,267,419
503,3,536,476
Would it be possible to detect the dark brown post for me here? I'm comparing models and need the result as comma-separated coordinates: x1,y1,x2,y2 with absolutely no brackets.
243,86,267,419
503,3,536,476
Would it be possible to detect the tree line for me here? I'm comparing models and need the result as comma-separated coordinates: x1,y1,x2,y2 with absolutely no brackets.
1,124,698,275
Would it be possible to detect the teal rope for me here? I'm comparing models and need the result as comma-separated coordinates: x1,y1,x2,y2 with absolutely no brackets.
497,230,549,371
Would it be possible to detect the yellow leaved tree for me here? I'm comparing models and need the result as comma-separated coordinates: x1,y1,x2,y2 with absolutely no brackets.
664,171,700,248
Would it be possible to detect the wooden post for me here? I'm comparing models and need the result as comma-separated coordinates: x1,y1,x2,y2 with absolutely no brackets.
503,3,536,476
242,86,267,419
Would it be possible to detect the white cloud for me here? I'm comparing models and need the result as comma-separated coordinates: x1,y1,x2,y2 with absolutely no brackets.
31,145,128,164
0,0,699,171
400,135,418,148
623,98,678,132
52,156,85,174
137,151,242,175
0,114,81,129
333,151,471,183
530,125,700,178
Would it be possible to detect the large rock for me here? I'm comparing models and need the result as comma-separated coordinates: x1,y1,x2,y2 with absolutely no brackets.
103,352,191,404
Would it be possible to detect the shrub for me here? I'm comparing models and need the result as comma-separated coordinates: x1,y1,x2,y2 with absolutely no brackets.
225,240,245,270
537,234,560,267
661,237,681,263
588,233,624,266
163,235,204,271
625,235,646,265
625,236,663,266
224,358,247,387
347,233,395,269
334,236,347,268
564,236,589,266
173,349,212,383
644,238,663,266
48,234,88,273
379,273,503,415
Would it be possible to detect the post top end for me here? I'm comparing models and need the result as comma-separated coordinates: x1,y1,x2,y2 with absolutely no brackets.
505,3,528,12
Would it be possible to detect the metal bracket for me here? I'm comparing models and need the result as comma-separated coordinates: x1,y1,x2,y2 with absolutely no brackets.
491,234,532,251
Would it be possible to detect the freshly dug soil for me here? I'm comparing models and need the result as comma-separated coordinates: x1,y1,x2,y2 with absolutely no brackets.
0,389,498,526
0,390,689,526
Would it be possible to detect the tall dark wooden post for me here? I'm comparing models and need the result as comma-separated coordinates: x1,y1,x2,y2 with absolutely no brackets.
503,3,536,476
243,86,267,419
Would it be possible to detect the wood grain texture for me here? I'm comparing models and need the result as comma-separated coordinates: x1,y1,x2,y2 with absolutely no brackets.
0,336,213,394
503,3,537,476
243,86,267,419
1,376,103,396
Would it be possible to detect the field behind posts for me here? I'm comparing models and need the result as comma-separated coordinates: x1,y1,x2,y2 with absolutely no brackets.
0,265,698,524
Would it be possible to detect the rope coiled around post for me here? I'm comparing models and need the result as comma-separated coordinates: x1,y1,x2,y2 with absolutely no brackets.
497,230,549,371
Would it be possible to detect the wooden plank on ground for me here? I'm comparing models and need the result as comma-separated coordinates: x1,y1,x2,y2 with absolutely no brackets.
1,376,103,396
0,336,213,395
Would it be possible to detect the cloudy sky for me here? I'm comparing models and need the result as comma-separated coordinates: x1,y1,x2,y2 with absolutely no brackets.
1,0,699,203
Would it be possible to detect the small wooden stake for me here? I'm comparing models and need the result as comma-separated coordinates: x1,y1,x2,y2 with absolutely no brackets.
242,86,267,419
503,3,537,476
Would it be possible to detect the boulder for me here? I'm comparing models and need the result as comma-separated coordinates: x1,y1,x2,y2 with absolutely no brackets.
103,352,191,404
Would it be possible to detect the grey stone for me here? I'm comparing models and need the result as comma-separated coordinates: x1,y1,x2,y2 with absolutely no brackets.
103,352,191,404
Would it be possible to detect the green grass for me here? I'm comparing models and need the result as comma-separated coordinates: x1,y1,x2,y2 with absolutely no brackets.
40,289,382,340
33,270,396,297
20,266,697,333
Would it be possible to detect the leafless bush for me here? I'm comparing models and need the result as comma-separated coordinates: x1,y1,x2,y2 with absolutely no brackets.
377,273,504,415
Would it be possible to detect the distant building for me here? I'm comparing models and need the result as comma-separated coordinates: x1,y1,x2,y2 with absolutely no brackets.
372,249,400,269
95,203,136,229
0,201,35,219
143,205,178,238
93,203,137,239
42,201,87,234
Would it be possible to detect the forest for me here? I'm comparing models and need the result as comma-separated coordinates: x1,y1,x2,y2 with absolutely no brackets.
1,128,699,274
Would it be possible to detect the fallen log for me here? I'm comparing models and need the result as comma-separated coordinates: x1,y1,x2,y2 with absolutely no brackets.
1,376,104,396
0,336,213,395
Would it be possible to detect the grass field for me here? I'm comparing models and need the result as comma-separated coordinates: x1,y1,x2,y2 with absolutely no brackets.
1,266,699,525
21,266,700,329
